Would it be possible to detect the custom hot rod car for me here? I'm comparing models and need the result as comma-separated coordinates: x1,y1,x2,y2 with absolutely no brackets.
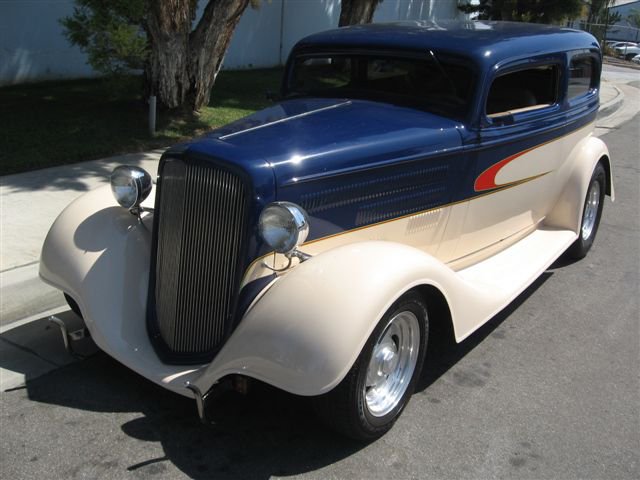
41,21,613,440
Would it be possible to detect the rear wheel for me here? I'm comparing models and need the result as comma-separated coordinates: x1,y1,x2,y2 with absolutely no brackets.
567,163,606,259
313,292,428,440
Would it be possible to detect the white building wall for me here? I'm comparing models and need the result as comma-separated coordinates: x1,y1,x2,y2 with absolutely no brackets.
0,0,467,85
0,0,95,85
214,0,285,69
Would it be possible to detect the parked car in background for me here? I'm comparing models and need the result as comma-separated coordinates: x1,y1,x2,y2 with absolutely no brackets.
41,21,612,440
615,44,640,60
609,41,637,49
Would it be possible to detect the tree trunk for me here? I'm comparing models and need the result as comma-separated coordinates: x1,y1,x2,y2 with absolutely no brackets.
147,0,195,109
147,0,250,112
339,0,381,27
500,0,517,21
188,0,250,111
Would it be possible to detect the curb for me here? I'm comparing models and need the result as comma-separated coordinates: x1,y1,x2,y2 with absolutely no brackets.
0,307,80,392
603,56,640,71
598,85,625,120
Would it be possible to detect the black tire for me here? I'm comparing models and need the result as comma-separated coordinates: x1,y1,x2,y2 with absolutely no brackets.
313,291,428,441
64,293,83,319
567,162,606,259
625,53,636,61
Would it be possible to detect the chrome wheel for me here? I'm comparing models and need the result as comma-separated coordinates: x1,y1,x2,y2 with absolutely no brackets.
581,179,601,241
313,292,427,440
364,311,420,417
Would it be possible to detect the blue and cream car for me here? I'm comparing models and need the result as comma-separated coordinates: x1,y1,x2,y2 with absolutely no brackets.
41,21,613,440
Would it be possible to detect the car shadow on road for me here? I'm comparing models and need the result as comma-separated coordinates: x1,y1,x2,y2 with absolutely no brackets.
19,346,365,478
15,271,553,479
416,271,553,393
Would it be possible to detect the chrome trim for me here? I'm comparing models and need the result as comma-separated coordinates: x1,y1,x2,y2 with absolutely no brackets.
262,256,292,272
364,310,420,417
48,315,88,359
287,249,312,262
259,201,310,255
110,165,153,210
185,382,210,425
219,101,351,140
151,159,249,359
581,179,601,240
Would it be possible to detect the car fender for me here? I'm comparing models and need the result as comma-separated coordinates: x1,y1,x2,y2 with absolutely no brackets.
192,241,500,397
39,185,201,395
40,187,494,398
546,135,613,233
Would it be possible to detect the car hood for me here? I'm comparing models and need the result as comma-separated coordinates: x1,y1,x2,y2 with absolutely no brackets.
201,98,463,186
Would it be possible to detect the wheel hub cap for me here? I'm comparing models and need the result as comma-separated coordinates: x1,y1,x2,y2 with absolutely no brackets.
364,311,420,417
581,179,601,241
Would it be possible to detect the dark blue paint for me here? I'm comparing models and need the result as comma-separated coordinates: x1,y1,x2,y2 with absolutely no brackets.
294,21,599,72
210,98,463,187
158,21,601,288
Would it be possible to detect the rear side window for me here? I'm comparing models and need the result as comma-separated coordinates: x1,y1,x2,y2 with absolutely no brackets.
568,55,595,99
486,65,558,116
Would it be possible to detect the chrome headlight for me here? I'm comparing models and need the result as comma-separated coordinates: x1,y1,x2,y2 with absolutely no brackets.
110,166,152,210
259,202,309,254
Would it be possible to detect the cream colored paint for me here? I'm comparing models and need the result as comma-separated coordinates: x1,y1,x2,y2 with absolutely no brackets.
39,123,612,398
457,126,581,259
39,186,204,397
241,203,452,288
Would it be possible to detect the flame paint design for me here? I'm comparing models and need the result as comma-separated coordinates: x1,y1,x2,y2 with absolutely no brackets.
474,137,557,193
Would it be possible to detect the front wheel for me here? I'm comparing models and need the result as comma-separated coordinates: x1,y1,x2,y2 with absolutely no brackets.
567,162,606,259
313,292,428,440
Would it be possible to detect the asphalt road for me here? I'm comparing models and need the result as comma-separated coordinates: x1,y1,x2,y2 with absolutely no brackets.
1,115,639,479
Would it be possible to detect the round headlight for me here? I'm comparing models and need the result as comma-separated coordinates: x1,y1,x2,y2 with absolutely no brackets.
110,166,152,210
259,202,309,254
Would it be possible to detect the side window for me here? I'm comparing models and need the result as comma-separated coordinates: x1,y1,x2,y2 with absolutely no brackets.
568,55,595,99
292,57,353,92
486,65,558,117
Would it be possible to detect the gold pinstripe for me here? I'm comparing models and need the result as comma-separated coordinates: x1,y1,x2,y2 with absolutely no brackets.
240,169,551,285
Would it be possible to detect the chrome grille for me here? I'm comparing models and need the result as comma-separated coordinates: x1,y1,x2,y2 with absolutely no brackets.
151,158,248,359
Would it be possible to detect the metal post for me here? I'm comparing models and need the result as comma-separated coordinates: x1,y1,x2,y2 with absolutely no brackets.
148,95,157,136
603,7,609,46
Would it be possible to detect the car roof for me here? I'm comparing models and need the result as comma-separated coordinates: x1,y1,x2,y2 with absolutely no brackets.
294,21,599,67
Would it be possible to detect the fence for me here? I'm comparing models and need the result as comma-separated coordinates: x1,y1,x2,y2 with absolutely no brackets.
569,20,640,45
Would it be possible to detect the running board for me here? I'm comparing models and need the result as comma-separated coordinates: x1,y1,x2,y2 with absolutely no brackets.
451,227,577,342
457,227,576,295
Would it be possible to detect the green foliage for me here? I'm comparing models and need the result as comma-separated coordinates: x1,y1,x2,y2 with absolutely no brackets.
586,0,619,23
583,1,620,44
458,0,582,24
0,68,282,175
60,0,149,76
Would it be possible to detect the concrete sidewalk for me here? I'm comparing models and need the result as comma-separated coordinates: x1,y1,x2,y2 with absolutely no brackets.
1,149,165,272
0,150,165,330
0,76,638,391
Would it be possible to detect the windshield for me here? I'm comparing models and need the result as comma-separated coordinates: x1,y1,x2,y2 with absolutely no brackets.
285,52,474,119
